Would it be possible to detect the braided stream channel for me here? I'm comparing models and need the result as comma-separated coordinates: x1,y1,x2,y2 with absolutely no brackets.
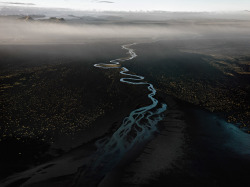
74,43,167,186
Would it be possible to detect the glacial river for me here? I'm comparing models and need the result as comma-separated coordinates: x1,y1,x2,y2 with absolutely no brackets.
2,43,250,187
74,43,167,186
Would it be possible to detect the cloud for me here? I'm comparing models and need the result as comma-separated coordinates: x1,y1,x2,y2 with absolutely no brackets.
98,1,114,3
92,0,114,4
1,2,35,6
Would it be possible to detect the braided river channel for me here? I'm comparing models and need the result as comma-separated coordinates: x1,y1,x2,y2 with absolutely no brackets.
74,43,167,186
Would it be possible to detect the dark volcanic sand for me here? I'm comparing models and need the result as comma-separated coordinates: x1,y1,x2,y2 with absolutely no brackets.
125,40,250,132
0,41,150,182
0,40,250,187
138,107,250,187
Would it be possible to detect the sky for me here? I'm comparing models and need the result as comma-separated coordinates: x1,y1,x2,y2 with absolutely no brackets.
0,0,249,11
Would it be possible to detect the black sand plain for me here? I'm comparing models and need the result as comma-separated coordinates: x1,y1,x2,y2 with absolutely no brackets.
0,13,250,186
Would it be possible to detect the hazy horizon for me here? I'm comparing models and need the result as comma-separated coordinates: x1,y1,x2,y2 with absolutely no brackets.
0,0,250,12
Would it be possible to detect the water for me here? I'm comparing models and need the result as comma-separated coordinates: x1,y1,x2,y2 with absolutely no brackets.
74,43,167,186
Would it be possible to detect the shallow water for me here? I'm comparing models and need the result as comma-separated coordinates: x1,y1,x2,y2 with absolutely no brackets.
73,44,167,186
144,107,250,187
188,108,250,156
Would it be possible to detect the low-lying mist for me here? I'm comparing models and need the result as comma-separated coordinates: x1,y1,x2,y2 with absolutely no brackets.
0,16,250,45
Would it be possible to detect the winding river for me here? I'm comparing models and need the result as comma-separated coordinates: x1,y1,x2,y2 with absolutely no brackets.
74,43,167,186
1,43,167,187
2,43,250,187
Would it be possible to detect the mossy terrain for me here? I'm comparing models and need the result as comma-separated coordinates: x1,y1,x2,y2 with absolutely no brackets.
0,43,149,178
125,41,250,133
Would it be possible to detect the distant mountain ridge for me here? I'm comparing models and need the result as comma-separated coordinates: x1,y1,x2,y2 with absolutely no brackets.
18,15,65,23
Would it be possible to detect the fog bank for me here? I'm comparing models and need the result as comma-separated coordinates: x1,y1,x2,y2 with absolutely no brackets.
0,16,250,45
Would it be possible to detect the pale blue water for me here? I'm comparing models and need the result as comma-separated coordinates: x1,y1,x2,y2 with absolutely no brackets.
93,44,167,171
70,43,168,185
